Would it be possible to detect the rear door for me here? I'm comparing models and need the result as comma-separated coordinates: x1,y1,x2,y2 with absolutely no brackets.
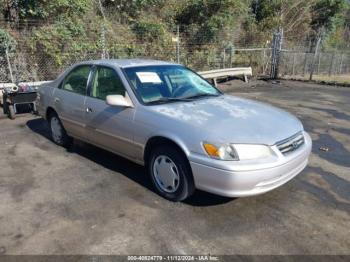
52,65,92,140
85,66,136,158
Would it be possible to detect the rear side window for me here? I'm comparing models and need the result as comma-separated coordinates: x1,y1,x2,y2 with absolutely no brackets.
91,66,125,100
62,65,91,95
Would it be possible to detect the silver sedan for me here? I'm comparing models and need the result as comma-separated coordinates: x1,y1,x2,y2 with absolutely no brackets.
37,59,312,201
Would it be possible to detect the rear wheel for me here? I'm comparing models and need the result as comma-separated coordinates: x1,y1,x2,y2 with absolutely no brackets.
148,145,195,201
48,113,72,147
7,104,15,120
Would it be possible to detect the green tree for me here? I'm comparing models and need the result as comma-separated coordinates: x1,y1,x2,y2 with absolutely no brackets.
251,0,315,34
175,0,249,44
311,0,346,32
2,0,91,20
322,1,350,49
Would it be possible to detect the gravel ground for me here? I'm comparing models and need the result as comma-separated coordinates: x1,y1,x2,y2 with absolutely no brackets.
0,79,349,255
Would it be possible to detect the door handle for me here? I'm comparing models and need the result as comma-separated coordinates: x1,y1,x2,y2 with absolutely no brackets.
86,107,93,113
54,98,60,103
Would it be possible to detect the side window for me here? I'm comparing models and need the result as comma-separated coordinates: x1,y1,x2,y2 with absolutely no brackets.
91,67,125,100
62,65,90,95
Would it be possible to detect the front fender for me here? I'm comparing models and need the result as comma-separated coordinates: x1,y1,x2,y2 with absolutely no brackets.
145,131,191,157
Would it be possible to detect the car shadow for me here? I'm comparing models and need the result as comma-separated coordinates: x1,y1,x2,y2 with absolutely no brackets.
26,118,235,207
184,190,234,206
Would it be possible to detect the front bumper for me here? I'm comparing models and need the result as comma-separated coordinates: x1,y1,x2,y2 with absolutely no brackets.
189,132,312,197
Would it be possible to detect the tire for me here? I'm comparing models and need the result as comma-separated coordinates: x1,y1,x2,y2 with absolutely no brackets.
48,112,72,147
148,145,195,202
7,104,15,120
3,102,7,115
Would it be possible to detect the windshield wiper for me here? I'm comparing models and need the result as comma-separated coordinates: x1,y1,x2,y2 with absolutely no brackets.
146,97,192,105
146,93,220,105
184,93,221,100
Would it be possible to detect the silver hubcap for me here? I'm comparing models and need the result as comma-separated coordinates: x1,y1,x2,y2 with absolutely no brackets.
51,116,62,143
153,155,180,193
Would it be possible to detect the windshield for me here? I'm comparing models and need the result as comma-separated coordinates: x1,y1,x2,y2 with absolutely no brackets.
123,65,221,104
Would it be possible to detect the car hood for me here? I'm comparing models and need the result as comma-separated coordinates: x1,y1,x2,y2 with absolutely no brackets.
148,94,303,145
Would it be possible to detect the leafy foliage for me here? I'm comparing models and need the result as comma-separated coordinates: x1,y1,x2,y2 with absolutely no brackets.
103,0,166,18
311,0,346,31
175,0,248,44
16,0,91,19
322,1,350,49
0,0,349,79
0,29,16,53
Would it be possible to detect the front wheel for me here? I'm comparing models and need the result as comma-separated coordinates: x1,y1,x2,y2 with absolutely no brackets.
148,145,195,201
48,113,72,147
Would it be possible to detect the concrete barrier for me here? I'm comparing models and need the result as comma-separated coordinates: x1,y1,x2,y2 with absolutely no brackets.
199,67,252,86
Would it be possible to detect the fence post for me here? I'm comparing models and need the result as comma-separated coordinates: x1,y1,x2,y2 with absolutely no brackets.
262,48,266,74
328,53,335,76
309,36,321,81
100,25,107,59
276,28,283,78
302,38,312,76
317,53,321,74
5,46,14,83
222,48,226,69
339,53,344,74
229,46,233,68
97,0,108,59
270,34,276,78
176,25,180,64
303,53,308,76
207,52,210,67
270,28,283,79
292,52,296,76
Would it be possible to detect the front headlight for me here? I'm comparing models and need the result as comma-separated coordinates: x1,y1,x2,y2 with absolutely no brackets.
203,142,239,160
233,144,275,160
203,142,275,161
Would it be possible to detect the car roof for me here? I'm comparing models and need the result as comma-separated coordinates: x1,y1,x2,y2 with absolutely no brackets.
78,59,180,68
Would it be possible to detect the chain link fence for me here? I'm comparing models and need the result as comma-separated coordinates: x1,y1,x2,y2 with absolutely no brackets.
0,23,349,84
278,31,350,84
280,51,350,82
0,47,272,84
0,21,273,83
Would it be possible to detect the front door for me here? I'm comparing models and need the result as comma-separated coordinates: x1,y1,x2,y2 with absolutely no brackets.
52,65,92,140
85,66,136,158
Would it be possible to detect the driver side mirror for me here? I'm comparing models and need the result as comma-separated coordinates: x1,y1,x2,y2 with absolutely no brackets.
106,95,133,107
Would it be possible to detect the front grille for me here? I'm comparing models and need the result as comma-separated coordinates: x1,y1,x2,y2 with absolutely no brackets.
276,132,305,155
